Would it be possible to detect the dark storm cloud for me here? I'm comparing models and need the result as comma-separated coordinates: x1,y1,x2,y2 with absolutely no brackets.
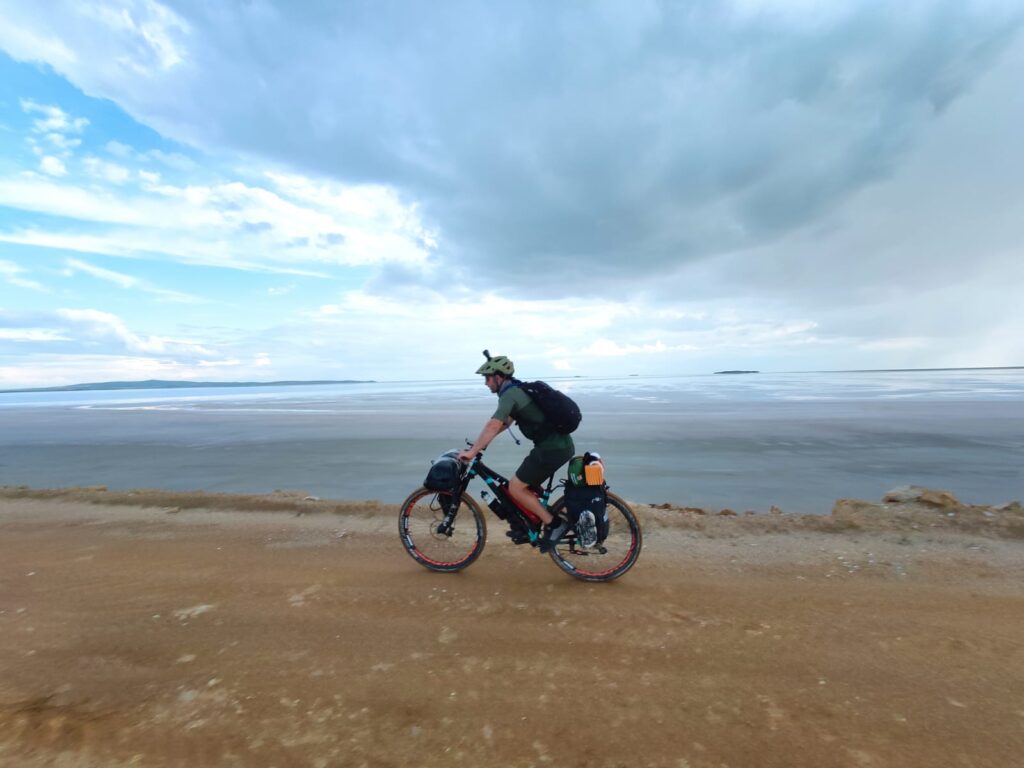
144,1,1020,295
4,1,1023,299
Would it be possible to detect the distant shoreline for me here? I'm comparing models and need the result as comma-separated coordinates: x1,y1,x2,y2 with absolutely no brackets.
713,366,1022,376
1,366,1020,395
0,379,375,395
795,366,1024,374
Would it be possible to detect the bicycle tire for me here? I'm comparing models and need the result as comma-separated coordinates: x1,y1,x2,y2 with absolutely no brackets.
398,487,487,572
546,490,641,582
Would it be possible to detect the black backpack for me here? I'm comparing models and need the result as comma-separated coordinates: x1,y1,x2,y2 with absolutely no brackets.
515,380,582,434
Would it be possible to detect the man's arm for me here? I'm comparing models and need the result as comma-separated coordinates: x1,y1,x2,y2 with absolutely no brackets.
457,418,508,460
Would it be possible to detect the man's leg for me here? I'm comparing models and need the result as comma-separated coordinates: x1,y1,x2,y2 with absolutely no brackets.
511,475,568,553
509,476,554,525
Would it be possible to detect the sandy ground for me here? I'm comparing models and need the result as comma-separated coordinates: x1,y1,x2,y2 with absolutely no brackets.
1,487,1023,768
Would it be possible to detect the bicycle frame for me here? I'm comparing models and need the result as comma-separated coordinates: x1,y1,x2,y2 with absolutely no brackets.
453,453,559,546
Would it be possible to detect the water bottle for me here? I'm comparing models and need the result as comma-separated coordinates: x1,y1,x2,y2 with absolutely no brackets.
481,490,509,520
583,453,604,486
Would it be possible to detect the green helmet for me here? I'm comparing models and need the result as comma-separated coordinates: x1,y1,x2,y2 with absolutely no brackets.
476,349,514,376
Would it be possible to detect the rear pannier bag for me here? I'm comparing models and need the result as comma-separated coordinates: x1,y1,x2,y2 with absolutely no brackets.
423,451,462,492
563,483,609,543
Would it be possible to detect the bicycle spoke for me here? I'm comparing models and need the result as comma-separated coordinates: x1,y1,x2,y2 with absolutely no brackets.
548,491,641,582
399,489,486,572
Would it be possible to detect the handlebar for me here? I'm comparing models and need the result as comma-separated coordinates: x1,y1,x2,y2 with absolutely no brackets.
458,440,484,465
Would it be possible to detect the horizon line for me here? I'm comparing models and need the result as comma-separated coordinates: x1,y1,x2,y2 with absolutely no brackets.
2,365,1022,394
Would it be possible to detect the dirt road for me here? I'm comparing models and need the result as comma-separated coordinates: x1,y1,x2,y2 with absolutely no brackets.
1,492,1023,767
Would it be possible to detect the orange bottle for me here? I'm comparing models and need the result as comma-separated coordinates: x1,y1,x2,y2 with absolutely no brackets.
583,453,604,485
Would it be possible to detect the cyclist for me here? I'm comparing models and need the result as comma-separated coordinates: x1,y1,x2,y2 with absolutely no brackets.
456,353,574,552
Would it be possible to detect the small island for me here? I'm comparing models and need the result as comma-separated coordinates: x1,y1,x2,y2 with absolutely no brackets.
714,370,760,375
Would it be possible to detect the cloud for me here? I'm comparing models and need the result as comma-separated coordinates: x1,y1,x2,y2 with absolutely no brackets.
0,353,247,388
8,92,436,280
6,1,1017,296
105,140,134,158
54,308,215,357
310,287,828,374
17,99,89,182
0,328,69,342
39,156,68,176
0,2,1022,377
6,9,1022,262
62,257,200,303
582,340,682,357
0,175,144,223
64,257,138,289
100,140,194,172
0,307,244,387
83,156,132,184
0,306,258,387
20,99,89,134
0,0,189,92
0,259,47,291
0,156,436,275
81,0,189,72
146,148,195,171
43,132,81,151
0,17,77,70
857,337,930,352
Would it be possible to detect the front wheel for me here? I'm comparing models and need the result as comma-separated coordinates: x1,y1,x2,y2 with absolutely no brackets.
547,490,641,582
398,487,487,572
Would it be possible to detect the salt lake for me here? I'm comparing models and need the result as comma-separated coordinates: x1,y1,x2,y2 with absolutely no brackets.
1,368,1022,512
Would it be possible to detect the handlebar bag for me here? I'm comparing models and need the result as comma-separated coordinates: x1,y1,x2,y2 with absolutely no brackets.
424,451,461,492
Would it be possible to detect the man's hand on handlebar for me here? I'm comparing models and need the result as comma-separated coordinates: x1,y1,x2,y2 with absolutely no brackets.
456,439,478,463
459,418,507,463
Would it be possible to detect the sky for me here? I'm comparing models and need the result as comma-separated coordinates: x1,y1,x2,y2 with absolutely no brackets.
0,0,1022,387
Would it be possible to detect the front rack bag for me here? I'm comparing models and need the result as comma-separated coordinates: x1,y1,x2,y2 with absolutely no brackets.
423,450,462,492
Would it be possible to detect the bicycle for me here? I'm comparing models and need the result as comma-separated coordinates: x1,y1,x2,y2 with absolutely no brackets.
398,448,642,582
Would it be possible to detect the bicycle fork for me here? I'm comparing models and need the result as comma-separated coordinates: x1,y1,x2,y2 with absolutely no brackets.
434,494,460,536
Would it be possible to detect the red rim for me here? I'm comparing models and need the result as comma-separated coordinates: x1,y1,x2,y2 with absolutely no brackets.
551,494,640,579
401,490,484,569
558,537,638,578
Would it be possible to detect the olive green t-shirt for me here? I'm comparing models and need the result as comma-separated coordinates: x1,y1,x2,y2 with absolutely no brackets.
492,384,573,450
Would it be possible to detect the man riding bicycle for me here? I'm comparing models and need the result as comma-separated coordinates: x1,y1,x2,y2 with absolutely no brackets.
456,353,574,552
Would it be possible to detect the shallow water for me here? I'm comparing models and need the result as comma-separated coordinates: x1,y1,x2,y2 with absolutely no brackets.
1,369,1022,511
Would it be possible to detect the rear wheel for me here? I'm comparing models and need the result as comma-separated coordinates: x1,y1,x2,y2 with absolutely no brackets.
398,488,487,572
547,491,641,582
